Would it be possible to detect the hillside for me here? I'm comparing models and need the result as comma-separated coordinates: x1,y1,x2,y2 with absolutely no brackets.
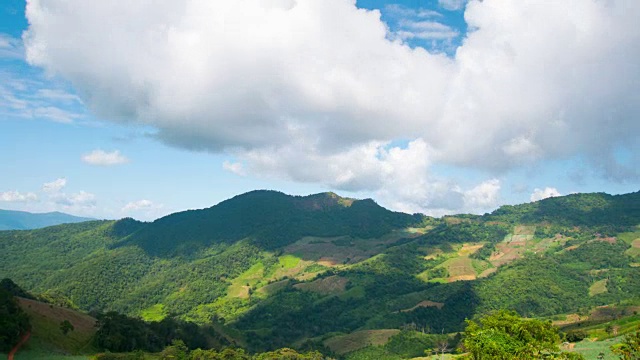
0,190,639,355
0,209,94,231
120,190,423,255
12,297,97,359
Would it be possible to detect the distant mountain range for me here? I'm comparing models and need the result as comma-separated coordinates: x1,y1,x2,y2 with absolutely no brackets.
0,209,94,230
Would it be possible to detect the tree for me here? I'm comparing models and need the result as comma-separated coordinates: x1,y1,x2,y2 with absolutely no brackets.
161,339,188,360
611,327,640,360
0,289,31,352
436,339,450,360
60,319,74,335
463,310,584,359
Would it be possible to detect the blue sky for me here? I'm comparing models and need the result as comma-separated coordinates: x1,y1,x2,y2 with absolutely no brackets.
1,0,638,220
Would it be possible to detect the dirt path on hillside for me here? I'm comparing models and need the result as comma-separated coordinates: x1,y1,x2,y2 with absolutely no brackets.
8,331,30,360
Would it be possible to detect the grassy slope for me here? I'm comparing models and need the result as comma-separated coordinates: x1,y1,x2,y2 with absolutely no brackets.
324,329,401,355
0,298,97,360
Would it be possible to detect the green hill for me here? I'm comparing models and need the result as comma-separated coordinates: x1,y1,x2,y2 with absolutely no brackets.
120,190,423,256
0,190,639,355
13,297,97,359
0,209,94,231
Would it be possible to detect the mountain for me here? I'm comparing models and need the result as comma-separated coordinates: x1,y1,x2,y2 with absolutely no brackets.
0,189,639,355
0,209,94,230
121,190,424,255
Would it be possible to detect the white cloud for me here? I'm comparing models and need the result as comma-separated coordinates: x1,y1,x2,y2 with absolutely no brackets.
0,33,24,59
32,106,79,123
121,199,165,220
42,178,67,193
121,199,154,212
530,187,561,202
463,179,501,212
395,20,459,40
23,0,640,212
438,0,467,11
0,191,38,202
384,4,442,19
81,150,129,166
51,190,96,207
35,89,82,104
222,161,246,176
0,73,84,124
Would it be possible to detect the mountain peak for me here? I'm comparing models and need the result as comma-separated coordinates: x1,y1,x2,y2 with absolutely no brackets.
120,190,419,255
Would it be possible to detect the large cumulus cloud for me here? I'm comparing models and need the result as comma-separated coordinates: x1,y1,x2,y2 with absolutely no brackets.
23,0,640,214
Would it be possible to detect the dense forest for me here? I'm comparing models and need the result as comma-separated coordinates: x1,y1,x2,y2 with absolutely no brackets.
0,190,639,358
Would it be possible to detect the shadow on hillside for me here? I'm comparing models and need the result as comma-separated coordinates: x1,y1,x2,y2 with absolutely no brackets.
230,270,480,351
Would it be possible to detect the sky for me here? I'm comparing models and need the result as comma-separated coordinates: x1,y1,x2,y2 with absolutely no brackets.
0,0,638,221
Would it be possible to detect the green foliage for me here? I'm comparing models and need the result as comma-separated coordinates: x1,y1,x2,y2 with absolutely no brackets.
470,243,496,261
0,288,31,351
421,222,509,246
611,327,640,359
344,346,403,360
487,191,640,229
253,348,326,359
93,352,144,360
161,339,189,360
60,319,75,335
463,310,583,359
475,256,591,317
557,241,631,270
383,330,449,358
564,330,587,343
93,312,211,353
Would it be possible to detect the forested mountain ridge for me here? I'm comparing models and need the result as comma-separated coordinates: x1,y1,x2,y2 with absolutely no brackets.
118,190,424,255
0,190,639,355
0,208,94,230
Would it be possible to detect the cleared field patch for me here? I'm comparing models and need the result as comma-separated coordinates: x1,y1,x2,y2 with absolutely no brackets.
514,225,536,235
324,329,400,355
625,239,640,257
556,308,640,337
140,303,167,321
293,275,349,296
570,337,619,360
227,262,264,299
400,300,444,312
457,243,483,257
503,234,533,243
285,231,419,266
617,230,640,245
17,298,97,355
471,259,492,275
273,257,314,280
589,279,608,297
532,236,567,253
443,256,476,282
256,279,290,297
490,241,527,267
552,313,590,327
279,254,300,268
478,267,497,278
